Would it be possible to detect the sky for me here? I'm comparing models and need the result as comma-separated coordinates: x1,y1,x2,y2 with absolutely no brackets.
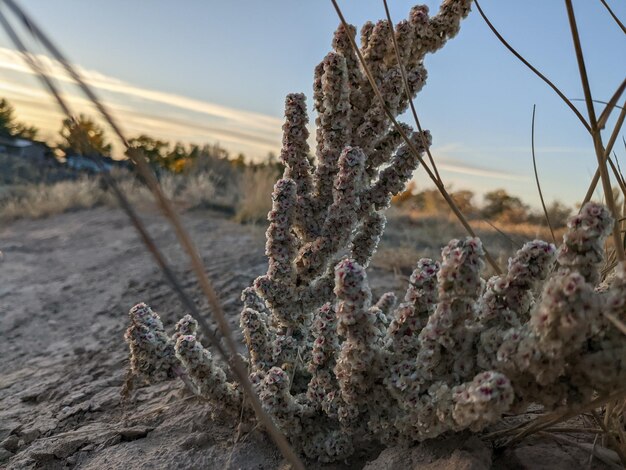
0,0,623,208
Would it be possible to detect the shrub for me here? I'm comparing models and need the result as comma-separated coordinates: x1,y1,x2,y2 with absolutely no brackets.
123,1,625,463
0,177,105,221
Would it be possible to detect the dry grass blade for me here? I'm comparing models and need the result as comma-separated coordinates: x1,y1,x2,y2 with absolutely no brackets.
480,217,523,249
504,388,626,445
531,105,556,243
599,0,626,34
597,78,626,130
582,102,626,207
587,433,600,469
474,0,591,134
603,311,626,336
571,98,625,115
596,405,626,466
382,0,442,184
608,156,626,198
601,249,618,279
544,427,605,434
0,2,304,467
330,0,503,275
564,0,625,261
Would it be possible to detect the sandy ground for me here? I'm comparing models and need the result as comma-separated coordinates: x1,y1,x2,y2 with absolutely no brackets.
0,207,613,469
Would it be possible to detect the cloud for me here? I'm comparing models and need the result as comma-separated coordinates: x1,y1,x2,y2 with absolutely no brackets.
436,162,529,181
435,142,590,155
0,47,283,157
430,143,531,181
0,46,563,180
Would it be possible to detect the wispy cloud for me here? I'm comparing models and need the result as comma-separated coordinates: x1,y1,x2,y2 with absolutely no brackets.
435,142,591,155
436,162,529,181
0,47,283,158
431,143,531,181
0,46,550,183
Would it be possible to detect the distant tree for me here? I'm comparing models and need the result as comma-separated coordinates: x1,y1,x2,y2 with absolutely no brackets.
59,114,112,156
407,187,475,215
12,123,39,140
451,190,475,214
0,98,17,138
482,189,528,224
190,143,231,173
232,153,246,170
166,142,190,172
545,201,572,228
0,98,39,139
418,189,449,213
128,134,170,167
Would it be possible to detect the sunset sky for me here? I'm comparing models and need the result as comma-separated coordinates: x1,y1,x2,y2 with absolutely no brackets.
0,0,623,208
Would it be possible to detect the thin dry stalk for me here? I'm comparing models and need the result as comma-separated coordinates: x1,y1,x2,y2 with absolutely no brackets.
599,0,626,34
592,409,615,456
608,156,626,199
381,0,442,184
479,217,523,249
1,2,304,467
564,0,625,261
587,433,600,470
486,387,626,442
531,105,556,243
545,427,605,434
603,311,626,336
582,103,626,207
597,78,626,130
330,0,503,274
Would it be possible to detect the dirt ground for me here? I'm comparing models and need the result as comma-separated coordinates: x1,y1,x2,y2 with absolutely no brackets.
0,206,613,469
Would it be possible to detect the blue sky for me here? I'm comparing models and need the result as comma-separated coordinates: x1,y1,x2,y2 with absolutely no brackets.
0,0,623,208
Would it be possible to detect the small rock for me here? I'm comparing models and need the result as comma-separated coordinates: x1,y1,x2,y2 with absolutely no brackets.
53,437,87,459
0,422,20,442
119,426,153,441
2,435,19,452
495,441,581,470
365,435,491,470
20,428,40,445
58,401,90,420
29,448,55,462
19,385,48,403
90,387,118,411
62,391,87,406
180,432,213,450
0,448,13,463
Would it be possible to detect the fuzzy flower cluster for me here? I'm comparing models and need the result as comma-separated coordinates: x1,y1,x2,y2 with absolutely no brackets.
125,303,241,414
125,303,179,383
557,202,613,284
124,1,625,463
126,201,624,461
